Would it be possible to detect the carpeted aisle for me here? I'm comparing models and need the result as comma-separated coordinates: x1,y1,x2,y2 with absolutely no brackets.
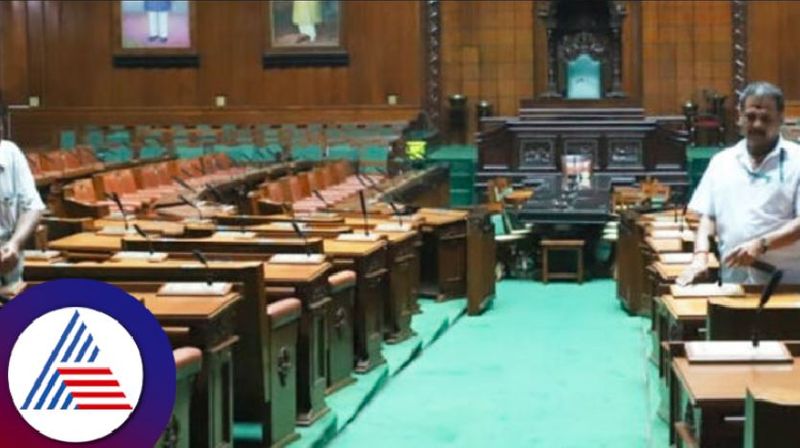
330,280,668,447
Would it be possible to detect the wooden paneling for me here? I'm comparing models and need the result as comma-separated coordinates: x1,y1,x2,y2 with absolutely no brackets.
641,1,732,115
441,0,534,139
9,105,419,147
748,1,800,103
1,0,422,145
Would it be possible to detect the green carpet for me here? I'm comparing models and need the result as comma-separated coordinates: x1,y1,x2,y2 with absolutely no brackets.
280,298,468,447
329,280,669,447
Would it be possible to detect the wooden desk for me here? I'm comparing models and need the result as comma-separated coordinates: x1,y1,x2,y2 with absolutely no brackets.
416,208,468,300
263,261,333,426
156,204,236,221
670,343,800,448
123,235,323,256
23,261,299,447
135,286,240,448
368,230,420,343
324,239,388,372
21,279,241,448
466,207,496,315
658,290,800,407
93,218,187,236
744,383,800,447
248,223,351,239
48,232,123,259
216,213,346,228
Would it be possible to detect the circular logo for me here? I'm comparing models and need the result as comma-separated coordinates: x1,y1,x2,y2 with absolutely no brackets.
9,308,144,442
0,279,175,447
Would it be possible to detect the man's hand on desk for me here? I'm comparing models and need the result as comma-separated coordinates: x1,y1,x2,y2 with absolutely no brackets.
0,241,19,275
723,239,761,268
676,253,708,286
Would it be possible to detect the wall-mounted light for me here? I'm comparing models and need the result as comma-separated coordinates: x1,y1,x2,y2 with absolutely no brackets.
386,93,399,105
215,95,227,108
28,96,40,108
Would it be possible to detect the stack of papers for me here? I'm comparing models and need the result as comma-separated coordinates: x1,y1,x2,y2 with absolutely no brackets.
270,253,325,264
670,283,745,297
686,341,791,363
158,282,232,296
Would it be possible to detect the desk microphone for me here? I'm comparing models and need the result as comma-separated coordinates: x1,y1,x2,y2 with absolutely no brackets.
181,168,198,179
133,224,154,255
750,260,783,347
179,194,203,221
359,190,370,236
172,176,197,193
312,190,332,209
205,183,224,203
679,203,688,233
290,220,312,258
386,200,404,226
105,192,129,231
712,237,723,287
191,249,213,286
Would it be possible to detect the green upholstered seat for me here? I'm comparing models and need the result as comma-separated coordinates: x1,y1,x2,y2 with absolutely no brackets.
567,53,602,100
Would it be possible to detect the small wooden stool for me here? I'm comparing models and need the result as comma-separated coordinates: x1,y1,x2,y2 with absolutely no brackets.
541,239,585,283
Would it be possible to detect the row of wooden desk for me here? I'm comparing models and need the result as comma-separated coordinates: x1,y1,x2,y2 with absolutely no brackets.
26,199,496,447
618,208,800,447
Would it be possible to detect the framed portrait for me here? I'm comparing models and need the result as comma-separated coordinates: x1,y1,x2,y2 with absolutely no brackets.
263,0,349,68
112,0,199,68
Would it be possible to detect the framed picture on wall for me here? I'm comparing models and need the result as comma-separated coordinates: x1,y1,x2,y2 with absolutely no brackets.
112,0,199,68
263,0,349,68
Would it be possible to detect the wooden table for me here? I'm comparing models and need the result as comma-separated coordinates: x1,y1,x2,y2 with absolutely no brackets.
670,343,800,448
416,208,468,300
263,261,333,426
323,239,388,372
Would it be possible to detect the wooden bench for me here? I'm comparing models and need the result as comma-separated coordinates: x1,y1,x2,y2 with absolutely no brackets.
541,239,585,283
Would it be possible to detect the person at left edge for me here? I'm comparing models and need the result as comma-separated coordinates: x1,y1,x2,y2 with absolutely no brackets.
0,103,46,287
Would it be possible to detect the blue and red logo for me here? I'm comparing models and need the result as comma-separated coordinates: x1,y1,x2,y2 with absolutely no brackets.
0,279,176,447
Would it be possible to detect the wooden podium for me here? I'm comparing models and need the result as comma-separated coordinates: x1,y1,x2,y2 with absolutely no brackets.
263,261,333,426
324,239,388,372
417,209,468,300
326,270,357,394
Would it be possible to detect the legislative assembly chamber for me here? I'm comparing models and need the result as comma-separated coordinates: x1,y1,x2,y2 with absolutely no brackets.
1,0,799,446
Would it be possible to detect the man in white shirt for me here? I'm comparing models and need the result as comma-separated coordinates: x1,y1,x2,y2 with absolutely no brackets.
678,81,800,285
0,104,45,286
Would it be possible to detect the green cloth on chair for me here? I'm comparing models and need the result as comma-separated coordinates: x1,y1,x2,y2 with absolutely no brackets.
329,144,358,161
291,145,323,161
59,130,77,149
567,53,602,100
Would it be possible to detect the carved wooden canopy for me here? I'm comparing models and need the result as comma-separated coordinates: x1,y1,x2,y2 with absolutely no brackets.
536,0,627,98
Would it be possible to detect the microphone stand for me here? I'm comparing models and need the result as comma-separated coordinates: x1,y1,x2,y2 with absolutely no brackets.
179,194,203,221
106,192,129,231
359,190,370,236
191,249,213,286
750,261,783,348
133,224,154,255
312,190,332,209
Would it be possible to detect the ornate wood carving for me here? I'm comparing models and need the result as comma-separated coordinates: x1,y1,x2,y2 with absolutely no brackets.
518,139,556,169
732,0,748,97
423,0,442,128
536,0,627,98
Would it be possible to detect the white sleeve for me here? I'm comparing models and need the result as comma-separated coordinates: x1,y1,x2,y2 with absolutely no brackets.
688,155,718,218
11,144,46,212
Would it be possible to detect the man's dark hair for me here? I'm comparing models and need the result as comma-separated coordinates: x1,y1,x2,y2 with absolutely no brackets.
738,81,785,113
